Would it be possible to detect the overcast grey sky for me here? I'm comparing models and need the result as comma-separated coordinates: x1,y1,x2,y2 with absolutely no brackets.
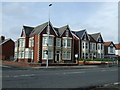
1,2,118,43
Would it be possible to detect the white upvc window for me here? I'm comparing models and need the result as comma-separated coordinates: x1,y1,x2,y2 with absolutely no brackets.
21,51,24,59
67,51,71,59
66,30,69,37
62,51,71,60
43,37,47,46
48,50,53,59
42,50,53,59
63,39,67,47
43,37,53,46
62,39,71,48
25,49,30,58
67,39,71,47
56,38,61,47
29,37,34,47
19,39,25,47
48,37,53,46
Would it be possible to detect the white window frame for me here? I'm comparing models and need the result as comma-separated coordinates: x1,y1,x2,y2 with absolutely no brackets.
56,38,61,47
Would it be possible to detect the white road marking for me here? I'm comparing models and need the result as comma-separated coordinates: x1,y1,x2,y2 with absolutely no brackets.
63,71,85,75
3,74,35,78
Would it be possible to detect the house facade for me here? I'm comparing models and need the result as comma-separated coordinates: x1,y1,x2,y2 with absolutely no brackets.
0,36,15,60
72,31,104,59
115,43,120,56
15,21,106,64
104,41,116,58
90,33,104,59
15,22,76,63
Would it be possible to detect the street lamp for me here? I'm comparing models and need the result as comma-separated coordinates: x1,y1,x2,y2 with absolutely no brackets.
46,4,52,68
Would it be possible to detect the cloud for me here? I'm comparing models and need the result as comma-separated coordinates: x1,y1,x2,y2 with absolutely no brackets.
80,3,118,43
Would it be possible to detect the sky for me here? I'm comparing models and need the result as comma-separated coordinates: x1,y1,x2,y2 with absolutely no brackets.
1,2,119,43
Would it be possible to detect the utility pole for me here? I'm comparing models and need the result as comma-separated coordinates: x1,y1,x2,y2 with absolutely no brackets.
46,4,52,68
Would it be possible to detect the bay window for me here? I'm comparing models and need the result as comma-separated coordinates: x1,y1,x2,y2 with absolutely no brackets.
62,51,71,60
42,50,53,59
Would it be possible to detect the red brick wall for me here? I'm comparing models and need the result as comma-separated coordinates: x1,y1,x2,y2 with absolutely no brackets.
0,40,14,60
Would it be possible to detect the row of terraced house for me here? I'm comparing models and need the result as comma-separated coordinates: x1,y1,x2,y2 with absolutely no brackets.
14,21,117,64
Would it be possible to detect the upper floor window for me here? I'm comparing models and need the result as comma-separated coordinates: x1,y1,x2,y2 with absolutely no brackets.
82,42,84,49
43,37,53,46
19,39,24,47
66,30,69,37
67,39,71,47
110,46,113,53
56,38,61,47
29,38,34,47
62,39,71,48
48,37,53,46
98,44,100,50
43,37,47,46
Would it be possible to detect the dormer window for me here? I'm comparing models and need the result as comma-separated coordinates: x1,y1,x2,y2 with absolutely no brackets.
66,30,69,37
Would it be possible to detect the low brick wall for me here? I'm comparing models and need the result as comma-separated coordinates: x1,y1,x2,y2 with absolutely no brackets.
1,61,78,67
0,61,42,67
76,61,113,65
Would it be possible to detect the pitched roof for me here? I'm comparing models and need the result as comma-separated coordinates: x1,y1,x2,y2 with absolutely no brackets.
115,43,120,49
53,27,60,36
88,34,96,42
23,26,34,36
90,33,100,41
30,22,48,36
0,38,13,45
104,41,113,46
72,30,86,39
58,25,69,35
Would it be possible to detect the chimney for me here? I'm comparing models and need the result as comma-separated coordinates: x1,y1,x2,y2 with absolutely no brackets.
0,36,5,42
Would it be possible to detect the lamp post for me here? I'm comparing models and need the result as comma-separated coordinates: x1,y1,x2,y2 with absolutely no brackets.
46,4,52,68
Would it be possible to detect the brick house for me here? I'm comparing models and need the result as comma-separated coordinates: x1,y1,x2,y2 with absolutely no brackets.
88,34,97,59
90,33,104,58
72,30,90,59
15,22,76,63
115,43,120,56
0,36,15,60
104,41,116,58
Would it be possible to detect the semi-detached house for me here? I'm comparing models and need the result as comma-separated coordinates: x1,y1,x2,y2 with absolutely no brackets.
14,21,104,64
14,22,76,63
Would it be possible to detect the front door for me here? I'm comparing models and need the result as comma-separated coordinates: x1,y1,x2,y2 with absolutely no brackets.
57,54,60,61
56,51,60,62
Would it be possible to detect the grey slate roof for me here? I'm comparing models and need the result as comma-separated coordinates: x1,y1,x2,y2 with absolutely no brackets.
72,30,86,39
30,22,48,36
23,26,34,36
58,25,69,35
88,34,96,42
90,33,100,41
53,27,60,36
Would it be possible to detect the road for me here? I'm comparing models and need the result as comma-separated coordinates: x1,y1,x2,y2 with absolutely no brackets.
1,64,118,89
